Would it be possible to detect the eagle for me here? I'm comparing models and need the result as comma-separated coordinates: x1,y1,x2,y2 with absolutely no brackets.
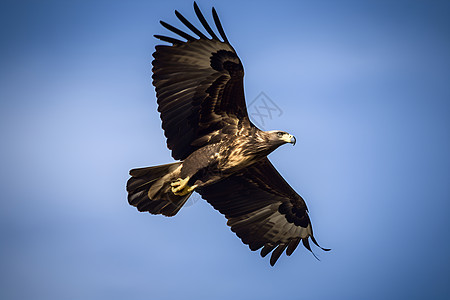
127,2,329,266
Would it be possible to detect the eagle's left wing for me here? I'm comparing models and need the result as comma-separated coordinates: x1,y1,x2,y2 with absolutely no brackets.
197,158,329,266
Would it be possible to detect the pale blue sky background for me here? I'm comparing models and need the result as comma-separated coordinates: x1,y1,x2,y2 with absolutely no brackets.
1,0,449,299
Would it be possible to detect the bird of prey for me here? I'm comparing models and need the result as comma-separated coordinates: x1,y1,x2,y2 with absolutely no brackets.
127,2,329,266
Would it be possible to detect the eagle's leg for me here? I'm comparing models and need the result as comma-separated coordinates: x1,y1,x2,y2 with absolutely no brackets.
171,176,198,196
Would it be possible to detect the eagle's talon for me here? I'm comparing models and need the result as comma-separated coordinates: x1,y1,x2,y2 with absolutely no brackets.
185,184,198,193
171,177,194,195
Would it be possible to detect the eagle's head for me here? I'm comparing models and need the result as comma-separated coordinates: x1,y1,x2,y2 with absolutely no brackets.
250,130,296,156
258,130,296,148
269,130,296,145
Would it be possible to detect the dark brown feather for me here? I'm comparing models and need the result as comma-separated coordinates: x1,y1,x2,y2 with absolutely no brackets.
212,7,229,43
175,10,209,39
154,34,184,45
194,2,220,40
270,243,288,266
159,20,196,42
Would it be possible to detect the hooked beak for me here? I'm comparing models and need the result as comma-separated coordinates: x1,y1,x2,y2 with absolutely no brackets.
290,135,296,146
282,134,296,145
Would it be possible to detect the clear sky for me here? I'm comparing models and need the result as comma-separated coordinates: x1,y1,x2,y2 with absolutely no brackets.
1,0,449,299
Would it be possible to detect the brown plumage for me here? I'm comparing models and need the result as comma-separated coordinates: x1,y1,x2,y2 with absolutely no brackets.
126,2,329,266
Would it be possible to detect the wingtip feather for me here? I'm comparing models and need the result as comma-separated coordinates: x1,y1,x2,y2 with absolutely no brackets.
310,235,331,252
212,7,229,43
269,243,287,266
193,2,220,40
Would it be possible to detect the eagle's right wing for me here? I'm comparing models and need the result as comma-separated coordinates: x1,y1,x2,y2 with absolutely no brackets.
152,2,253,160
197,158,329,266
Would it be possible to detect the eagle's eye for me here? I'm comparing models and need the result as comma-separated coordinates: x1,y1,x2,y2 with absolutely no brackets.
277,132,284,138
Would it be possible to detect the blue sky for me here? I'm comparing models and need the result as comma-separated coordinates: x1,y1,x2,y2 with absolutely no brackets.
1,0,449,299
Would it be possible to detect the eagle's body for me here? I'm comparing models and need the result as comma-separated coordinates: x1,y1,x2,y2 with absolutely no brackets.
127,2,328,266
175,127,292,189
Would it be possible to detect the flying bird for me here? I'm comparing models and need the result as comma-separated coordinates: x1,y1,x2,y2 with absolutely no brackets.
127,2,329,266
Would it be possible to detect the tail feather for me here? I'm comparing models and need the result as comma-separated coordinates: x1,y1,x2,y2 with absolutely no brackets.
127,162,192,216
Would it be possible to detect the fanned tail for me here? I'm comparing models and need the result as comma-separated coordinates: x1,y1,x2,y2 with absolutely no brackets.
127,162,192,216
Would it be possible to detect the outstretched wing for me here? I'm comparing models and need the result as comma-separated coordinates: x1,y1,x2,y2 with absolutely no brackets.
197,158,329,266
153,2,252,160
